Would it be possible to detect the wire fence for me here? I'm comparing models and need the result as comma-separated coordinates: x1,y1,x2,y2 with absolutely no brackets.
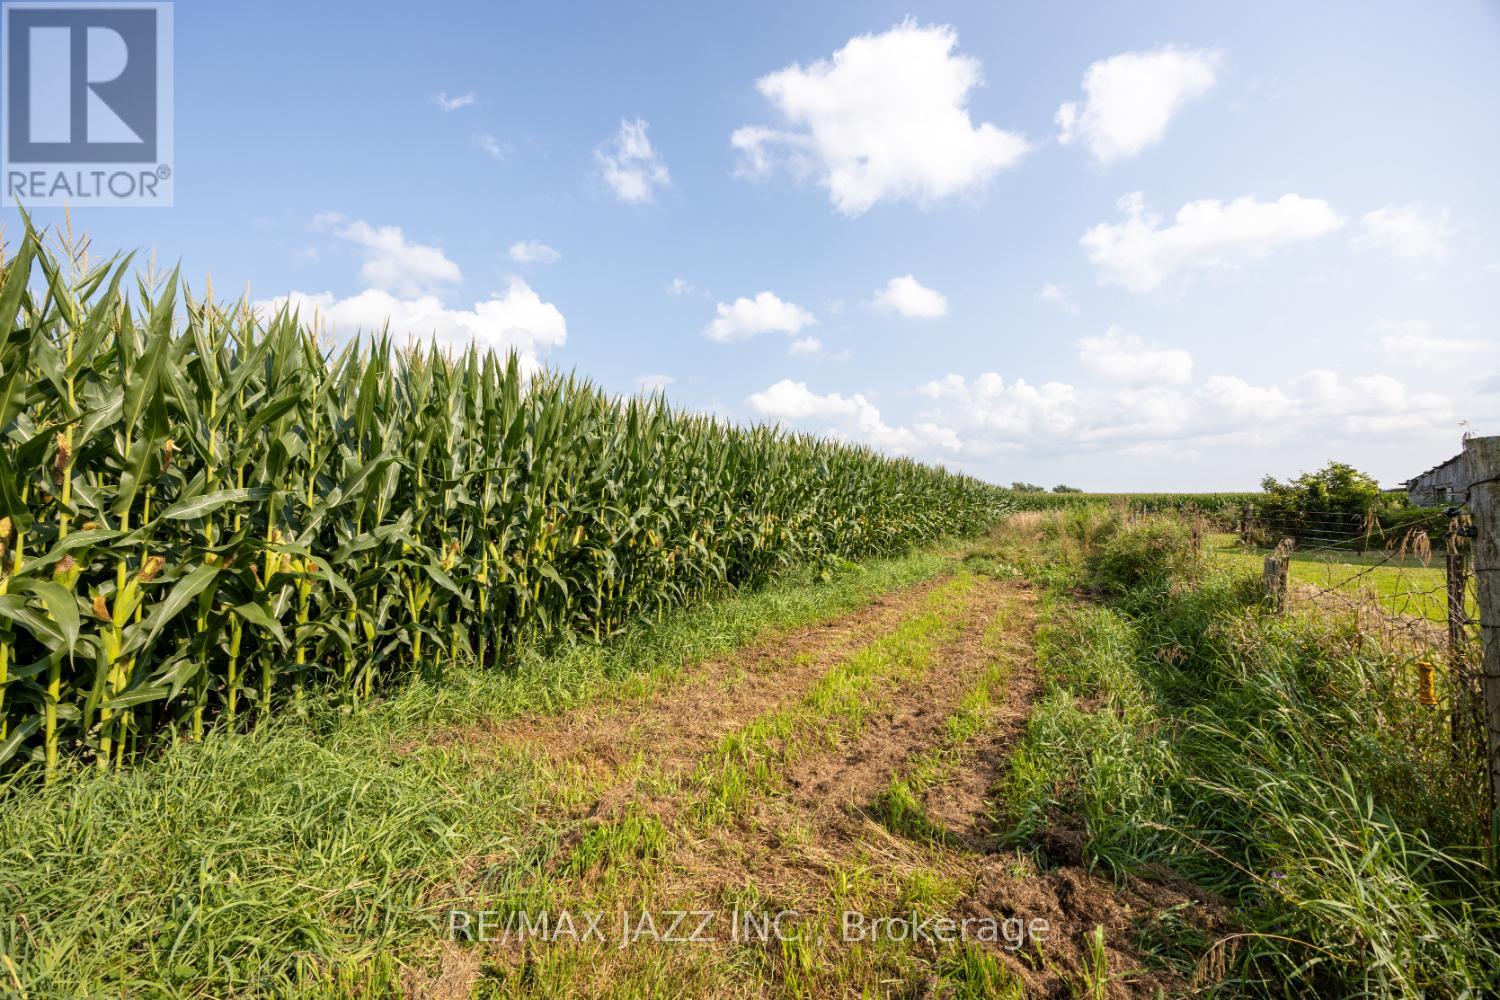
1239,505,1486,792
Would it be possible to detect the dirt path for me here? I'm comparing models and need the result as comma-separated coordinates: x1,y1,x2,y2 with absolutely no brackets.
410,569,1227,999
493,574,955,789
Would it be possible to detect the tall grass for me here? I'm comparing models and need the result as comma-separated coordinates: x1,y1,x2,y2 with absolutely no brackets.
0,224,1009,774
986,512,1500,997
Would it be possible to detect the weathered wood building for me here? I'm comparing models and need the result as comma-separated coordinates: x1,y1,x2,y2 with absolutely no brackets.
1403,451,1467,505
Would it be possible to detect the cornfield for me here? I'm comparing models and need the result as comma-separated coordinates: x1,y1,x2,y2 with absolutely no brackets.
0,226,1010,773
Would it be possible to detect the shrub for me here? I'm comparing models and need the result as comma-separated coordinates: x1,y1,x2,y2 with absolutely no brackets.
1256,460,1433,545
1083,517,1199,596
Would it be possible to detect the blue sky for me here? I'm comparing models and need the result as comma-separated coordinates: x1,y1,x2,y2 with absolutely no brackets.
8,0,1499,489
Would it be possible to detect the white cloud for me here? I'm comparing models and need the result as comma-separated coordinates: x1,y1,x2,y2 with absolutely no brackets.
1275,369,1451,435
1077,326,1193,384
509,240,560,264
1196,375,1292,423
667,276,695,296
747,379,959,453
432,91,476,112
1082,191,1343,293
917,367,1450,460
732,21,1030,216
1056,47,1222,165
788,336,851,361
703,291,816,343
257,279,566,374
263,215,564,372
596,119,670,204
313,213,462,298
1038,283,1079,317
1370,319,1490,370
918,373,1084,451
742,359,1457,468
872,275,948,319
1356,204,1454,261
475,133,508,162
635,373,675,392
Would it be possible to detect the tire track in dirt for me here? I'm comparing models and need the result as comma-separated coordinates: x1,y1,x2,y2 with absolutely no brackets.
653,578,1028,900
555,576,1034,993
445,574,956,787
918,612,1038,850
777,576,1028,821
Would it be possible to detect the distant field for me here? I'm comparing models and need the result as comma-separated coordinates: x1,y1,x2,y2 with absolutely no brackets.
1003,491,1261,517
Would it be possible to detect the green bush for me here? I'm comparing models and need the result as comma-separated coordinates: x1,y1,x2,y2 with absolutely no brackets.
1256,460,1439,545
1083,517,1199,596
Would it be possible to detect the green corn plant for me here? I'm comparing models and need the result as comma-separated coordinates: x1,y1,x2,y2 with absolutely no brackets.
0,224,1013,774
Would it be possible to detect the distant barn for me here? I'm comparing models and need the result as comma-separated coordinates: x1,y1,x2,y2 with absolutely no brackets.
1402,452,1466,506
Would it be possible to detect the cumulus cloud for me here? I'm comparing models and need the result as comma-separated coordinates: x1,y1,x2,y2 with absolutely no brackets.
1056,47,1222,165
1356,204,1454,261
1370,319,1490,370
1038,283,1079,316
596,119,670,204
741,358,1457,469
731,21,1030,216
1081,191,1343,293
920,367,1449,459
872,275,948,319
509,240,560,264
258,279,566,373
703,291,816,343
747,379,959,453
261,215,565,372
1077,326,1193,384
313,213,462,298
1195,375,1293,423
789,336,823,356
432,91,476,112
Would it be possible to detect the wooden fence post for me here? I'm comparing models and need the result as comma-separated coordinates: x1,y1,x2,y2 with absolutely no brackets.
1446,515,1470,749
1263,553,1289,612
1462,435,1500,835
1240,504,1252,544
1447,517,1470,750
